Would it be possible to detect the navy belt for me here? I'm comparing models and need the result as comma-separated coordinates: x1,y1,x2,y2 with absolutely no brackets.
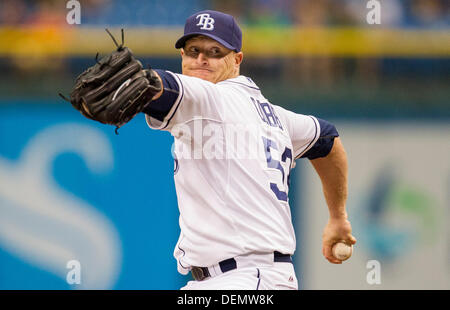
191,251,292,281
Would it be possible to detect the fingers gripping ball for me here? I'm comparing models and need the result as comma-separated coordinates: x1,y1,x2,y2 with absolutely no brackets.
61,29,162,130
332,242,353,261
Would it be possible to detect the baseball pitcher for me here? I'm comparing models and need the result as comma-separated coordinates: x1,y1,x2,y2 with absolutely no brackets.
63,10,356,290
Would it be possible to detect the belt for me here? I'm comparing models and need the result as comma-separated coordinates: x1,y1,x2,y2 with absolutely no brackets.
191,251,292,281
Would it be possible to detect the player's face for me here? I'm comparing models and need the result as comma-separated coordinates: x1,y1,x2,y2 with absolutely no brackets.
181,36,243,83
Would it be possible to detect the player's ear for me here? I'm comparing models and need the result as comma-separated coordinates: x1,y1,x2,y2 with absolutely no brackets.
234,52,243,66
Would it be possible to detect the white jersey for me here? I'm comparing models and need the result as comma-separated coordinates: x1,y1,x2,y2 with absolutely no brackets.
145,72,320,275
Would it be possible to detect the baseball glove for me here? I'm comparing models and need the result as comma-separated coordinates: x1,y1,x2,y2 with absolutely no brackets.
60,29,161,132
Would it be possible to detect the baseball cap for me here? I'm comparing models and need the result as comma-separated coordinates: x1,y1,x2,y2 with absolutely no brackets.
175,10,242,52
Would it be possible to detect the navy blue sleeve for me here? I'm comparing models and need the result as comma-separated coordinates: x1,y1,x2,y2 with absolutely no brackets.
143,69,180,122
301,118,339,160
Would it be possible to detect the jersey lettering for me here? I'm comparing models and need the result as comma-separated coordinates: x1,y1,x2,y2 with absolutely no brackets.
251,97,283,130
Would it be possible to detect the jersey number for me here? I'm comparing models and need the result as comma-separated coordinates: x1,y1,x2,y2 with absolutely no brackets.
262,137,293,202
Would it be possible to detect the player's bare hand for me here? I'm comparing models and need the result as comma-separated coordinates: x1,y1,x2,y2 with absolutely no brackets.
322,216,356,264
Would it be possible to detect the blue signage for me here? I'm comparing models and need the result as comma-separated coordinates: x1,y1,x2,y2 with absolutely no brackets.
0,102,185,289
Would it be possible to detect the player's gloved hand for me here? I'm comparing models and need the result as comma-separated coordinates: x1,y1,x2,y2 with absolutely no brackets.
322,216,356,264
60,29,161,132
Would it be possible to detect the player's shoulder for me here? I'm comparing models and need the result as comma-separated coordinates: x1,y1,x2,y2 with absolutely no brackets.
270,103,316,130
217,75,261,92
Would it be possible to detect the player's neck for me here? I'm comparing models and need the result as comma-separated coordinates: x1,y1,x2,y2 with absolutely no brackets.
217,69,240,83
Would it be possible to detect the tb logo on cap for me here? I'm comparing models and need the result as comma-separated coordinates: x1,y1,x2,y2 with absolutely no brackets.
196,13,215,31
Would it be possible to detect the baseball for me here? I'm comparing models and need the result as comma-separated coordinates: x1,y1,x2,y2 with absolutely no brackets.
332,242,353,261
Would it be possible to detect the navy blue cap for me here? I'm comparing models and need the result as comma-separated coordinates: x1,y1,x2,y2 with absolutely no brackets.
175,10,242,52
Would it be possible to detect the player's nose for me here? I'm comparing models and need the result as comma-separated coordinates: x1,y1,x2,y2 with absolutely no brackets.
195,52,209,65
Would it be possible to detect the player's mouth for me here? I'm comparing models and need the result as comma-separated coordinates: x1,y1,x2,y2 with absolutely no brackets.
190,68,213,73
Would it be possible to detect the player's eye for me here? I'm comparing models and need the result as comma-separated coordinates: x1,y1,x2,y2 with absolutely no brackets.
207,48,223,58
185,47,199,58
185,46,229,59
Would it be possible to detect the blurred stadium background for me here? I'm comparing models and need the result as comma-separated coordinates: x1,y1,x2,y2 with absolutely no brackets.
0,0,448,289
